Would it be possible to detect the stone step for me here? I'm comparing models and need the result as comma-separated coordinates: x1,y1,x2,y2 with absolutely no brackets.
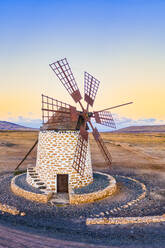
36,182,45,185
50,200,69,206
49,193,70,205
38,186,46,189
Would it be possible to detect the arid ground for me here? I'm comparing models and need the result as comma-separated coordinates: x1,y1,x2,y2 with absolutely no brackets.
1,131,165,173
0,131,165,247
91,131,165,172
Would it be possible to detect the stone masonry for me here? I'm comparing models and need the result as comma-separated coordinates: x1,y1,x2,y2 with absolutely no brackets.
26,130,93,193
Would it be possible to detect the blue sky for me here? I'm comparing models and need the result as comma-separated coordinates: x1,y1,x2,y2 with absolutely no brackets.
0,0,165,130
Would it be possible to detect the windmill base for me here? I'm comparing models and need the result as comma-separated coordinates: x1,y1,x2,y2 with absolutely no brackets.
11,171,117,205
27,130,93,193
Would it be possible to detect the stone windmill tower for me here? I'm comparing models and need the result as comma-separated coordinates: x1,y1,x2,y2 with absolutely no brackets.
18,58,132,194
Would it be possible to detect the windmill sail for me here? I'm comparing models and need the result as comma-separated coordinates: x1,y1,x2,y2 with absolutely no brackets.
50,58,82,103
94,111,116,128
42,94,78,130
84,72,100,107
72,129,88,176
92,127,112,167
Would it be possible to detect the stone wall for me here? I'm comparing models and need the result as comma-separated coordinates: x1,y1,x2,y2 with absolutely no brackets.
11,174,52,203
86,215,165,225
70,173,117,204
28,130,93,192
0,202,21,216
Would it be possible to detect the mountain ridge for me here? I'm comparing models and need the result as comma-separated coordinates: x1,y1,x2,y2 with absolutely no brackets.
115,125,165,133
0,121,38,131
1,121,165,132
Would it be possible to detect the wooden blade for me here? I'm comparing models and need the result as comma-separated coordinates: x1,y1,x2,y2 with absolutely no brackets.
70,106,78,122
84,72,100,108
92,127,112,167
93,111,116,128
15,139,38,171
72,127,88,176
49,58,82,103
42,94,78,126
79,125,88,141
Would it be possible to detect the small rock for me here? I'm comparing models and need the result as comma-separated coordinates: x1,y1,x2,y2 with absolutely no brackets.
20,212,26,216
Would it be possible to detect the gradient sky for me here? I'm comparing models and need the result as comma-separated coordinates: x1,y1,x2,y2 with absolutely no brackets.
0,0,165,129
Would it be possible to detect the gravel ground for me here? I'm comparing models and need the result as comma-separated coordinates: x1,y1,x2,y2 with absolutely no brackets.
73,173,109,194
0,169,165,247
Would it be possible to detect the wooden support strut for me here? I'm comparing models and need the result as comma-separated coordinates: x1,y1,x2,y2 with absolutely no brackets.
15,139,38,171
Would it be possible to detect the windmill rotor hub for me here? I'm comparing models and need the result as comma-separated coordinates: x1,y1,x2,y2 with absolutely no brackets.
82,111,89,121
88,112,93,118
80,110,93,122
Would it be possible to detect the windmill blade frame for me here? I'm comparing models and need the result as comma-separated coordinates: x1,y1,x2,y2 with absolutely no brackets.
92,127,112,167
84,71,100,108
49,58,82,103
93,111,116,128
72,128,88,176
79,125,89,141
88,119,112,167
42,94,78,124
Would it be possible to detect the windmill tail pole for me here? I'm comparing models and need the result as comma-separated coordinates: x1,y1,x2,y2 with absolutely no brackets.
15,139,38,171
96,102,133,112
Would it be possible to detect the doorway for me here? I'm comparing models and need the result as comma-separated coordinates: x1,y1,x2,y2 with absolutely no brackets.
57,174,68,193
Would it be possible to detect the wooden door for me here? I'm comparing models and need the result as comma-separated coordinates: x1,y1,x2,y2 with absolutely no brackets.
57,174,68,193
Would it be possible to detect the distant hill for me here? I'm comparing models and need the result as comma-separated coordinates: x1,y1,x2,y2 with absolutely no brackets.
115,125,165,133
0,121,38,131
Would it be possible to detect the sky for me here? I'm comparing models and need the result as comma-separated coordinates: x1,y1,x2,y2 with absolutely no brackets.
0,0,165,130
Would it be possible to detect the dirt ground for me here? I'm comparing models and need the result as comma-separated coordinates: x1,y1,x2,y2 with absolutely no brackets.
0,131,165,173
90,132,165,172
0,131,38,172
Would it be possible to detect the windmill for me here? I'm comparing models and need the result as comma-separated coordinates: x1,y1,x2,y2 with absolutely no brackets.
47,58,132,173
16,58,132,193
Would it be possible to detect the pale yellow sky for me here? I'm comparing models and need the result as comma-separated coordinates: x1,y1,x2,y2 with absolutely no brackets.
1,68,165,122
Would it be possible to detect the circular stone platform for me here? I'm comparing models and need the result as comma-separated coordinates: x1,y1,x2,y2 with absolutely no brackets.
11,172,117,204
